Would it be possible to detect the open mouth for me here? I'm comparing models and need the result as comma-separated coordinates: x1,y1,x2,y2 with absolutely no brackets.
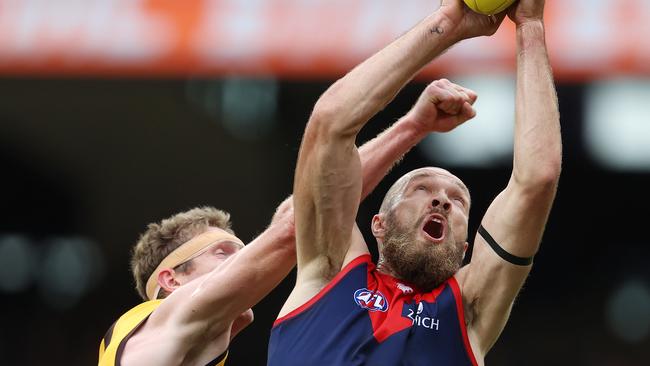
422,215,446,243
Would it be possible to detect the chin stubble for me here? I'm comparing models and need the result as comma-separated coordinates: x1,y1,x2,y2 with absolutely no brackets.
382,216,464,292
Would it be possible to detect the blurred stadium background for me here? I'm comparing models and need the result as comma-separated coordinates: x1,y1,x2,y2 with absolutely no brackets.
0,0,649,365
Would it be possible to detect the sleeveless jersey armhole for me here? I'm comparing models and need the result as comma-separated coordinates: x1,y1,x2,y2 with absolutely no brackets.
273,254,372,326
448,277,479,366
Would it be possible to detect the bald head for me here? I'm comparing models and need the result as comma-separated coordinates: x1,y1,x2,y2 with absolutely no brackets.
379,167,469,214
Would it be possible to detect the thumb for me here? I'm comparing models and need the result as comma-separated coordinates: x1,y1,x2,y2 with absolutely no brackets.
461,102,476,120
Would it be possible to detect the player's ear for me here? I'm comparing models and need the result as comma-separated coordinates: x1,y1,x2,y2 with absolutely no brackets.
158,268,180,294
461,241,469,260
371,214,387,239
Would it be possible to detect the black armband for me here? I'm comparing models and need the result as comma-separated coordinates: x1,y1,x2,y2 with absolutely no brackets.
477,225,534,266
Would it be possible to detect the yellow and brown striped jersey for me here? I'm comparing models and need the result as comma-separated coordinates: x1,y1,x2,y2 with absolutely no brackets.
98,300,227,366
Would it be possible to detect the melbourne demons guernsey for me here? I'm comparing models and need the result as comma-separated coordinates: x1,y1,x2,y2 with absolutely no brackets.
268,255,477,366
98,300,227,366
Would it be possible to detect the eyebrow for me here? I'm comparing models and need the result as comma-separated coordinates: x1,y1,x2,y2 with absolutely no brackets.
229,241,245,249
212,240,245,250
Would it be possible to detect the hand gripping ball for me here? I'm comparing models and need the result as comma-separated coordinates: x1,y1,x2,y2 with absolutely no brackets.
463,0,517,15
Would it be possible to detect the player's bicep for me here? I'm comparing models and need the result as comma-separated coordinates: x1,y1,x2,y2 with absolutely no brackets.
460,181,556,352
461,237,532,352
480,180,556,258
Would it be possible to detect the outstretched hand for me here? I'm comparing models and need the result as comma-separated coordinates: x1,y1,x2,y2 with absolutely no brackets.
270,196,295,238
407,79,478,133
438,0,507,40
508,0,545,26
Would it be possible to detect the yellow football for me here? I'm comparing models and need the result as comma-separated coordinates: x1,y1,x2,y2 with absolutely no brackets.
463,0,517,15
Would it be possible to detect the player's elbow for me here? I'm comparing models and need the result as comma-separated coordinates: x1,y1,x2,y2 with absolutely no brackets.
308,94,360,141
510,171,559,209
514,156,561,192
535,160,561,187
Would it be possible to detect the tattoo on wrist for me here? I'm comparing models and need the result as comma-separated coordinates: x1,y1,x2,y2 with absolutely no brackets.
430,26,444,35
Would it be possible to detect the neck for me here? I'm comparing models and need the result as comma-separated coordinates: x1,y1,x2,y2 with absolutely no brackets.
376,256,399,278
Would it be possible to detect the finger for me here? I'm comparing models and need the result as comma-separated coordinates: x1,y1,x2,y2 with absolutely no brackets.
439,99,462,115
493,9,508,23
460,101,476,120
453,84,478,104
484,9,508,32
440,88,466,114
426,90,441,106
439,84,464,102
453,88,471,105
433,87,455,103
424,83,446,105
435,78,451,87
447,84,476,106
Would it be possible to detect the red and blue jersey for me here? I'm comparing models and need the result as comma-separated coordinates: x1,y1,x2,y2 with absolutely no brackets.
268,254,477,366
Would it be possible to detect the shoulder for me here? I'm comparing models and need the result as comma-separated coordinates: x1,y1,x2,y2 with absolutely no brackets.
99,300,163,366
114,300,163,336
276,253,374,321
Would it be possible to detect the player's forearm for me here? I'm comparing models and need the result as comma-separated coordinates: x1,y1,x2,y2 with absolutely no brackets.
190,220,296,322
293,11,458,268
358,115,425,200
309,12,458,140
512,21,561,188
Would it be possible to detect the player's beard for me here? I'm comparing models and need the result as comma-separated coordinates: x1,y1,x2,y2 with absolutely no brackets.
381,212,464,292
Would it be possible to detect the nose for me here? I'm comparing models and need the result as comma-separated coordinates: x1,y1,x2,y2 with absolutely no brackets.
431,198,451,212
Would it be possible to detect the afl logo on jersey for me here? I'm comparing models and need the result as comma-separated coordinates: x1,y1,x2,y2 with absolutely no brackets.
353,288,389,312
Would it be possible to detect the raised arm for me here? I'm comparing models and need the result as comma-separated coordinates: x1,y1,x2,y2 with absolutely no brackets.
147,84,486,348
358,79,478,202
293,1,504,288
456,0,562,355
145,199,296,342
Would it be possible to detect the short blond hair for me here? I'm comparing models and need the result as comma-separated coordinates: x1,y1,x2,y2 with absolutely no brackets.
130,207,234,300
